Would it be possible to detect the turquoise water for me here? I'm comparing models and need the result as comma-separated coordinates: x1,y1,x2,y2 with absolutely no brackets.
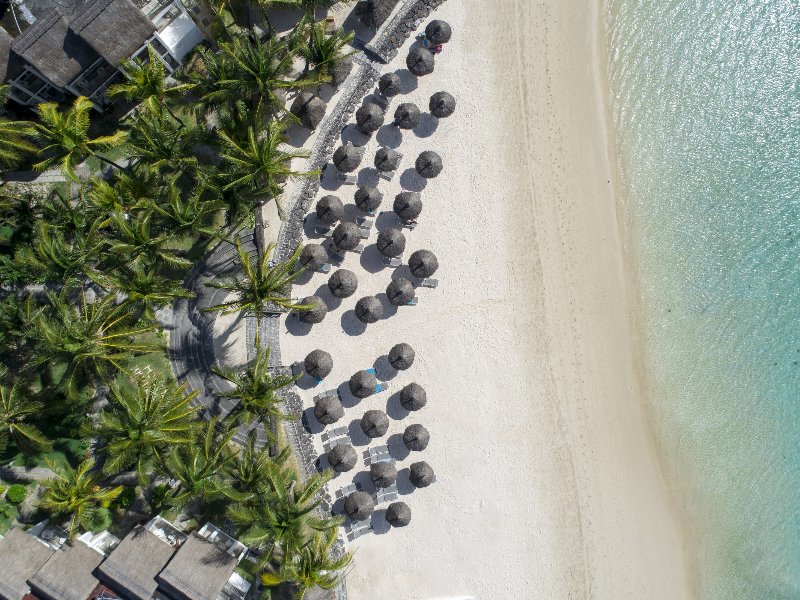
603,1,800,597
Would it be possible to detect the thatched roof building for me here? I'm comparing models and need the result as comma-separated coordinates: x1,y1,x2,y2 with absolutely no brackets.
28,540,103,600
0,528,54,600
156,534,238,600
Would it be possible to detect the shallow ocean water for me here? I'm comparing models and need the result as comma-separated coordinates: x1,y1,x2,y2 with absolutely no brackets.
603,0,800,597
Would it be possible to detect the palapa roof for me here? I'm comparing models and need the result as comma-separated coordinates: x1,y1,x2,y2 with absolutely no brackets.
360,0,401,30
332,221,362,251
314,396,344,425
385,501,411,527
355,295,384,324
409,249,439,278
349,369,378,398
360,409,389,438
316,195,344,225
304,349,333,380
96,527,176,600
354,186,383,212
386,277,415,306
388,342,415,370
415,150,443,178
400,382,427,411
403,423,430,451
69,0,156,67
300,243,328,271
393,102,421,129
11,9,101,87
425,19,452,44
406,46,435,76
377,227,406,257
344,491,375,521
156,534,238,600
291,92,326,130
328,268,358,298
430,91,456,118
28,540,103,600
298,295,327,324
374,147,402,172
332,142,362,172
409,461,435,488
370,461,397,488
327,443,357,472
378,72,401,97
0,528,55,600
393,191,422,221
356,102,385,134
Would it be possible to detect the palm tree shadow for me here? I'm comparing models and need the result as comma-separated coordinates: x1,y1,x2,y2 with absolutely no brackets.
399,168,427,192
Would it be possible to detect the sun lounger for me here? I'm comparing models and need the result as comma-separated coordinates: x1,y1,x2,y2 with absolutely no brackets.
406,297,418,306
323,435,352,452
379,169,397,182
314,388,340,402
418,278,438,289
383,256,402,267
357,216,374,228
376,483,399,503
344,519,373,541
335,481,364,499
364,445,391,465
375,381,389,393
315,225,332,237
319,262,332,273
337,172,358,184
359,227,370,239
353,243,365,254
321,426,349,444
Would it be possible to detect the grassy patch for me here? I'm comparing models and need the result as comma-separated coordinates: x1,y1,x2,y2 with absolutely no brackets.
0,501,19,533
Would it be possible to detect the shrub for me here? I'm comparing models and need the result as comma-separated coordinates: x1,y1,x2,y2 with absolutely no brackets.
5,484,26,505
150,484,170,507
0,501,15,518
84,507,112,532
112,487,136,510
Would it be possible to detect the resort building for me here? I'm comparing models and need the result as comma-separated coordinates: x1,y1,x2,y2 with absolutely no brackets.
0,0,205,109
0,518,250,600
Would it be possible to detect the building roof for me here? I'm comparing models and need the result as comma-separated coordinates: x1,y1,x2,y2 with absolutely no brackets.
156,534,238,600
27,540,103,600
96,527,177,600
69,0,155,67
0,529,55,600
10,8,100,87
0,27,13,82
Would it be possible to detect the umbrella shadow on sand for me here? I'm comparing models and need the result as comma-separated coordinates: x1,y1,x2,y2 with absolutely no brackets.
376,124,402,148
358,244,386,275
399,168,427,192
395,68,419,93
372,355,399,380
285,315,313,337
347,418,372,446
341,309,368,336
340,123,371,146
387,433,411,461
386,392,410,421
413,113,439,138
301,407,326,434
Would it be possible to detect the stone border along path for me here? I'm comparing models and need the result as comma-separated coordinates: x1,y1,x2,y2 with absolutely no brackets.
169,0,447,595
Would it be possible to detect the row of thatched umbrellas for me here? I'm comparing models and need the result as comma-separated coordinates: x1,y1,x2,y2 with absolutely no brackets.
313,187,424,227
334,141,444,179
405,20,453,77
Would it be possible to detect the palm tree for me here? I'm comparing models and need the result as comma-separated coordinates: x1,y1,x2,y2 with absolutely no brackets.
125,109,200,177
261,531,351,599
108,45,193,126
0,368,51,453
38,458,123,539
200,35,314,114
218,120,315,202
90,374,198,479
213,347,300,426
16,221,104,285
204,241,311,343
232,430,291,496
106,211,192,271
30,290,161,395
90,264,195,318
297,21,355,83
31,97,127,181
156,419,244,510
0,117,36,169
228,468,339,565
150,180,226,237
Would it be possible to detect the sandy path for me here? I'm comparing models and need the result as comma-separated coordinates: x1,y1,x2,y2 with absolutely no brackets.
279,0,693,597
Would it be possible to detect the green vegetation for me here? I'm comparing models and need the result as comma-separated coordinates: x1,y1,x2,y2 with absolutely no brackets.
0,1,353,594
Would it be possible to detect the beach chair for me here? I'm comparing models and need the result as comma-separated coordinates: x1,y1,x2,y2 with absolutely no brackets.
375,381,389,393
406,297,419,306
383,256,402,268
418,278,438,289
315,225,332,237
319,262,332,274
336,172,358,184
323,435,352,452
357,216,374,228
359,227,370,239
379,169,397,182
353,243,365,254
314,388,340,402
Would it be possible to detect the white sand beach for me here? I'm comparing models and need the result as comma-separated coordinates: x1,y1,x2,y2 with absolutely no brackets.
281,0,695,597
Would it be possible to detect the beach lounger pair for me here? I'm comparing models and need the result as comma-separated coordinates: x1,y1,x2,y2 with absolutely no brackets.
335,480,364,499
323,435,352,453
321,426,349,443
344,518,373,541
417,278,438,289
383,256,402,267
357,216,374,229
337,172,358,185
376,483,399,504
364,445,392,465
315,388,341,402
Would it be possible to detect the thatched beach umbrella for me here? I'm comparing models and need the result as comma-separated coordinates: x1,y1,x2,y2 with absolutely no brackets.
429,91,456,118
388,342,415,370
394,102,421,129
344,491,375,521
316,195,344,225
327,269,358,298
385,501,411,527
355,296,384,324
349,370,378,399
374,147,402,172
314,396,344,425
379,72,402,97
370,461,397,488
299,243,328,271
327,443,357,472
332,222,362,251
356,102,385,134
393,191,422,221
333,142,362,172
415,150,443,178
406,46,435,76
409,249,439,278
304,349,333,380
290,92,326,130
409,461,435,488
376,228,406,258
355,185,383,213
400,382,427,411
386,278,415,306
298,295,327,324
360,409,389,438
403,423,430,451
425,20,452,44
